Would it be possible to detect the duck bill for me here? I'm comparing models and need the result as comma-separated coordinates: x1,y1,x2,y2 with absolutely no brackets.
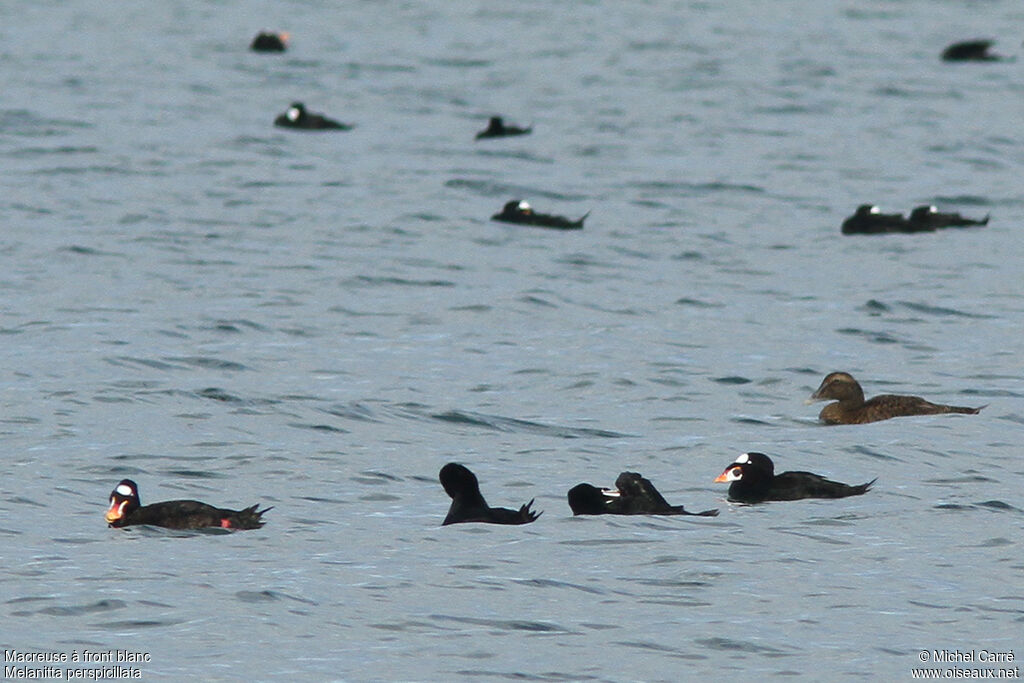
713,470,730,484
105,500,126,524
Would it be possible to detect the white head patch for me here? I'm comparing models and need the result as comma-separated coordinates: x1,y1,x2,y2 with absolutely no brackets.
928,205,938,213
736,453,751,465
287,106,301,122
724,467,743,482
116,483,134,497
518,200,531,211
869,206,880,214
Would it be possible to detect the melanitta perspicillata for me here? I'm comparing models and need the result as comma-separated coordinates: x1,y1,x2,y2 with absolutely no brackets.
568,472,718,516
808,371,984,425
250,32,289,52
475,116,532,140
941,40,1005,62
274,102,352,131
105,479,270,530
908,205,989,230
439,463,541,526
841,205,913,234
714,452,875,503
491,200,588,230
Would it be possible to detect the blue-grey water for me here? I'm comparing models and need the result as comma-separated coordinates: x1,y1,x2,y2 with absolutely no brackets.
2,1,1023,681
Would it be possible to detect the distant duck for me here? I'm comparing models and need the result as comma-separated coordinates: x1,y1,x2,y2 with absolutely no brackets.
475,116,532,140
941,40,1005,62
250,31,289,52
274,102,352,131
908,205,989,230
439,463,541,526
567,472,718,517
714,452,875,504
105,479,270,530
807,371,984,425
491,200,588,230
841,205,912,234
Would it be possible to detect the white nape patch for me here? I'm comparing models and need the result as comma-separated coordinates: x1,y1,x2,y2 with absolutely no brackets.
736,453,751,464
928,205,938,213
287,107,301,122
869,205,880,214
115,484,134,496
517,200,531,211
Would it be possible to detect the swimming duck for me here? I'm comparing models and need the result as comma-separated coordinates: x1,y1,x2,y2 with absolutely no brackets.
714,452,875,503
941,40,1005,62
475,116,532,140
250,32,289,52
491,200,588,230
105,479,270,530
439,463,541,525
567,472,719,516
808,371,984,425
908,205,989,230
841,205,912,234
274,102,352,131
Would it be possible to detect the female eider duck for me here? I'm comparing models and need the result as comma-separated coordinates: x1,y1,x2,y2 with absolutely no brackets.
808,371,983,425
567,472,718,516
439,463,541,525
714,452,875,504
491,200,588,230
105,479,270,530
274,102,352,131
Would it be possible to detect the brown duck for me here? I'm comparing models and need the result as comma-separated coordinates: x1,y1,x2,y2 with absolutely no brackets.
807,372,984,425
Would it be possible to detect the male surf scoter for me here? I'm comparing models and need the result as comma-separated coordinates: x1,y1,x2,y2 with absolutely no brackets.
714,452,875,504
841,205,912,234
567,471,718,516
250,32,289,52
491,200,588,230
104,479,270,530
941,40,1005,62
475,116,532,140
808,371,984,425
274,102,352,131
439,463,541,525
908,205,989,230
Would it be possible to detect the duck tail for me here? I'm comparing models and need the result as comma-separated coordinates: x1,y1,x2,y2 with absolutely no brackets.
234,504,272,529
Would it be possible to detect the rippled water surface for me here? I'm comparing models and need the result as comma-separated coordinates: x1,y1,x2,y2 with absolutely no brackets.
2,1,1023,681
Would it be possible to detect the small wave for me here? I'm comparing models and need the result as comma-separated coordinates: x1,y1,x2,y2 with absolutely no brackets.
32,599,127,617
430,614,577,634
350,275,456,288
897,301,994,319
836,328,902,344
695,636,791,656
426,409,634,439
444,178,587,201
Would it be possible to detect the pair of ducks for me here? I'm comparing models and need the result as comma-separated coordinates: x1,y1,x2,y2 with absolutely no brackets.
102,372,980,530
272,105,532,141
841,204,989,234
